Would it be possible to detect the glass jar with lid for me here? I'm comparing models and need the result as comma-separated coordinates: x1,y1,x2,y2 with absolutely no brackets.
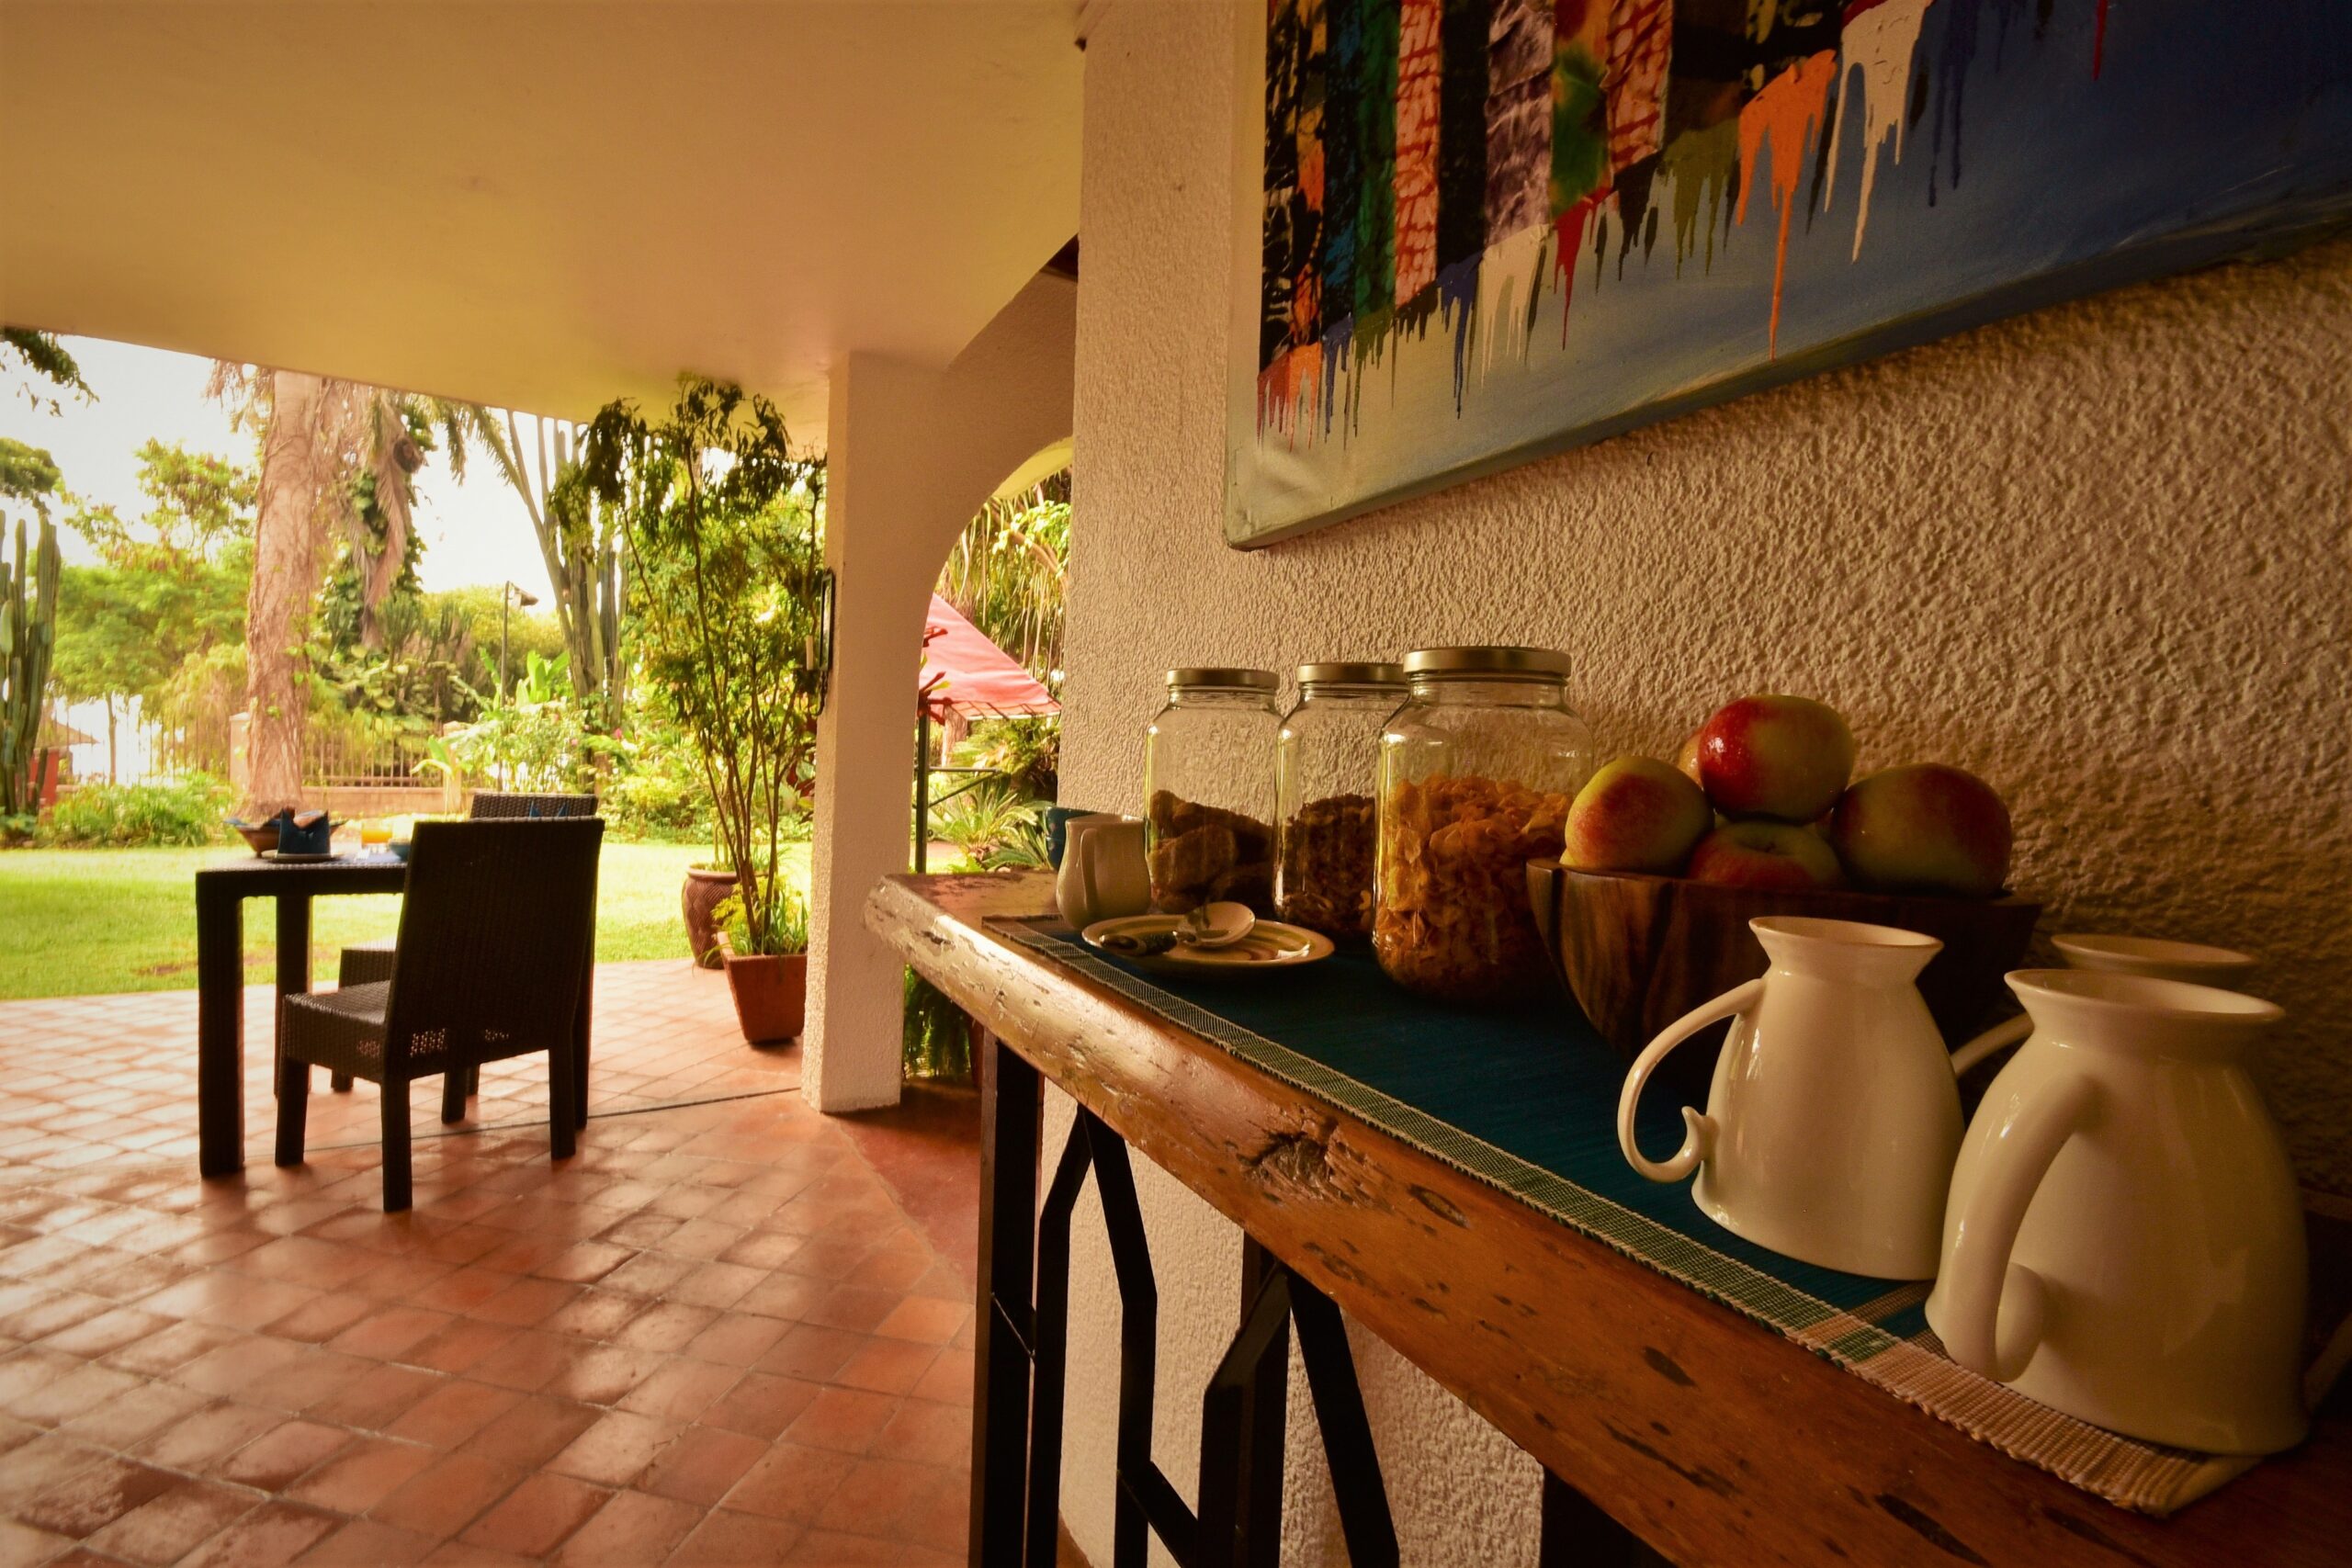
1143,668,1281,916
1374,647,1597,1003
1276,661,1408,941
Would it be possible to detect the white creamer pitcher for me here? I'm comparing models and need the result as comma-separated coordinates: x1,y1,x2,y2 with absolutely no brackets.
1055,815,1151,930
1616,917,1962,1280
1926,970,2306,1455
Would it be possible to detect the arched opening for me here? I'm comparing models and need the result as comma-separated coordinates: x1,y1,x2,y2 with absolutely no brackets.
801,271,1076,1112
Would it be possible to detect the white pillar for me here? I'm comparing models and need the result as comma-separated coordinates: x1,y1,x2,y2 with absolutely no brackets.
801,274,1079,1113
806,355,945,1111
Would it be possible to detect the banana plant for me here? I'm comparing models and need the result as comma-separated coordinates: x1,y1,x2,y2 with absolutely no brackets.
2,515,62,818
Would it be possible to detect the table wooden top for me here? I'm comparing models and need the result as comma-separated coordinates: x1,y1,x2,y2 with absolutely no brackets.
194,854,411,895
869,870,2352,1568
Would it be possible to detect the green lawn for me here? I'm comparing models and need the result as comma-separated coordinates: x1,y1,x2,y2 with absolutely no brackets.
0,842,811,1001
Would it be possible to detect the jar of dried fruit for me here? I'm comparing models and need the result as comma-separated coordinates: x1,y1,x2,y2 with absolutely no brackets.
1143,668,1281,915
1374,647,1596,1003
1276,661,1408,942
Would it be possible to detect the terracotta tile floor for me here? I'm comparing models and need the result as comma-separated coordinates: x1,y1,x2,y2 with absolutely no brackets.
0,962,797,1172
0,964,987,1566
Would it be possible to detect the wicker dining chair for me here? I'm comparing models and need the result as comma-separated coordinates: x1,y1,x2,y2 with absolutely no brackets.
277,818,605,1211
467,791,600,820
329,789,598,1095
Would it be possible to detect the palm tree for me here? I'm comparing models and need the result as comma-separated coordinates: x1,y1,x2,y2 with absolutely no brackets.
474,411,624,722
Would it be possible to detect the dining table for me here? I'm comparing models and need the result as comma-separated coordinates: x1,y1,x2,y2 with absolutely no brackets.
192,850,593,1177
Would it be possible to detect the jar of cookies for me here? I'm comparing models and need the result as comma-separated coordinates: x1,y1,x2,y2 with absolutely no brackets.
1276,661,1407,941
1374,647,1595,1004
1143,668,1280,915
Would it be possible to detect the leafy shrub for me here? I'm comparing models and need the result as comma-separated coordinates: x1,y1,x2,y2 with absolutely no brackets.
903,969,972,1082
601,770,711,843
927,782,1035,866
962,716,1059,803
40,773,233,847
712,875,811,957
982,808,1052,872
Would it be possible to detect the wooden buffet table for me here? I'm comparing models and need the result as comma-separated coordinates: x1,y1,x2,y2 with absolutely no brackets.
869,871,2352,1568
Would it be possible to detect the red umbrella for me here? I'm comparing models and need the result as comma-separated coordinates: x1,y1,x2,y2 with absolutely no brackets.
919,593,1057,720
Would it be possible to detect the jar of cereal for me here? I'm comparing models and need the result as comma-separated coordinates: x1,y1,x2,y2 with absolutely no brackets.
1144,668,1281,915
1374,647,1595,1004
1276,661,1407,942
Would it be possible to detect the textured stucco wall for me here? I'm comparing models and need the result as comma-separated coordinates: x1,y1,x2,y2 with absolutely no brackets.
1055,3,2352,1562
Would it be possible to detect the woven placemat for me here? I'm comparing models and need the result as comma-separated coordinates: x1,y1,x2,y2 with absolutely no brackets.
992,917,2346,1515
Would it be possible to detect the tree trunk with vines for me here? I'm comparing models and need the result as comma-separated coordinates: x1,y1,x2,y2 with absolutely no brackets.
243,371,330,817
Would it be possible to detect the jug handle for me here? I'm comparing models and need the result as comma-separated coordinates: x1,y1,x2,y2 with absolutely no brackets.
1616,979,1760,1184
1077,829,1103,921
1950,1012,2032,1077
1936,1072,2099,1382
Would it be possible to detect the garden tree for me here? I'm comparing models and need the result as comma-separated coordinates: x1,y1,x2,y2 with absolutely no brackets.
935,470,1069,796
579,376,827,956
481,412,624,723
2,328,93,415
0,439,64,521
207,365,508,811
51,441,255,777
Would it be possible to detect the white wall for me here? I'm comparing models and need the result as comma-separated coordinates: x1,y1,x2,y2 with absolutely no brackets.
1055,2,2352,1563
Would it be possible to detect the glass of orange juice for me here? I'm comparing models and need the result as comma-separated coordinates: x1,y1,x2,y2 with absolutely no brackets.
360,819,392,854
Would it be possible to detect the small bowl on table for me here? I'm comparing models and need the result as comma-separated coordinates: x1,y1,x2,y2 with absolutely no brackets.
1526,861,2042,1099
388,840,413,864
228,818,280,856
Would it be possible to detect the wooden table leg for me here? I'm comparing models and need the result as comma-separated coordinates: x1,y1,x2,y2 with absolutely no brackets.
275,893,312,1107
970,1029,1041,1568
196,881,244,1178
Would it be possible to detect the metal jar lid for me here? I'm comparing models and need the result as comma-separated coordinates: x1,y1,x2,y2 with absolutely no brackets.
1164,666,1280,692
1295,661,1407,687
1401,646,1571,681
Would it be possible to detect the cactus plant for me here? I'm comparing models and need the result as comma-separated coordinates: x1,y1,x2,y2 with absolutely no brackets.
2,515,62,818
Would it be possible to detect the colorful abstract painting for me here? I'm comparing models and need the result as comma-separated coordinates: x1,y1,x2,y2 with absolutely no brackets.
1226,0,2352,545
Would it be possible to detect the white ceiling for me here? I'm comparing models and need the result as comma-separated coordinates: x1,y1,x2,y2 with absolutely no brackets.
0,1,1083,437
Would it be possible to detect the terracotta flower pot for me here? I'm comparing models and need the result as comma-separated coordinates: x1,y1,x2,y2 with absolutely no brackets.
681,865,740,970
723,951,808,1045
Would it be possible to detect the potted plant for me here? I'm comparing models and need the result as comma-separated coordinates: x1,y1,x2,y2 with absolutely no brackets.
577,376,827,996
711,876,810,1043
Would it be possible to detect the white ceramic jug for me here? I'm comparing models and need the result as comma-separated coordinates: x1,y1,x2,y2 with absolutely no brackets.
1947,931,2258,1076
1616,917,1962,1280
1925,970,2306,1454
1056,815,1151,929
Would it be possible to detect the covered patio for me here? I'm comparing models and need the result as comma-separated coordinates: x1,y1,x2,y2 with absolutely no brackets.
0,964,989,1564
8,0,2352,1564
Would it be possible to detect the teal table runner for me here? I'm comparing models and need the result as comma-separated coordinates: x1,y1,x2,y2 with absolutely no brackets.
991,918,2290,1516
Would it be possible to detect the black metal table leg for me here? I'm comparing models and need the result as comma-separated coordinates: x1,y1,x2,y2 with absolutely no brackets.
1025,1121,1093,1567
971,1029,1042,1568
1539,1470,1673,1566
1290,1268,1398,1567
966,1046,1407,1568
1197,1241,1290,1568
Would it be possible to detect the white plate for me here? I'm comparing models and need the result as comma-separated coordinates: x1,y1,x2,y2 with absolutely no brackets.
1081,915,1335,976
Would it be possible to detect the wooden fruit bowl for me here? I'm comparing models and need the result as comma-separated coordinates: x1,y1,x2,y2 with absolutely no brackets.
1525,861,2041,1097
